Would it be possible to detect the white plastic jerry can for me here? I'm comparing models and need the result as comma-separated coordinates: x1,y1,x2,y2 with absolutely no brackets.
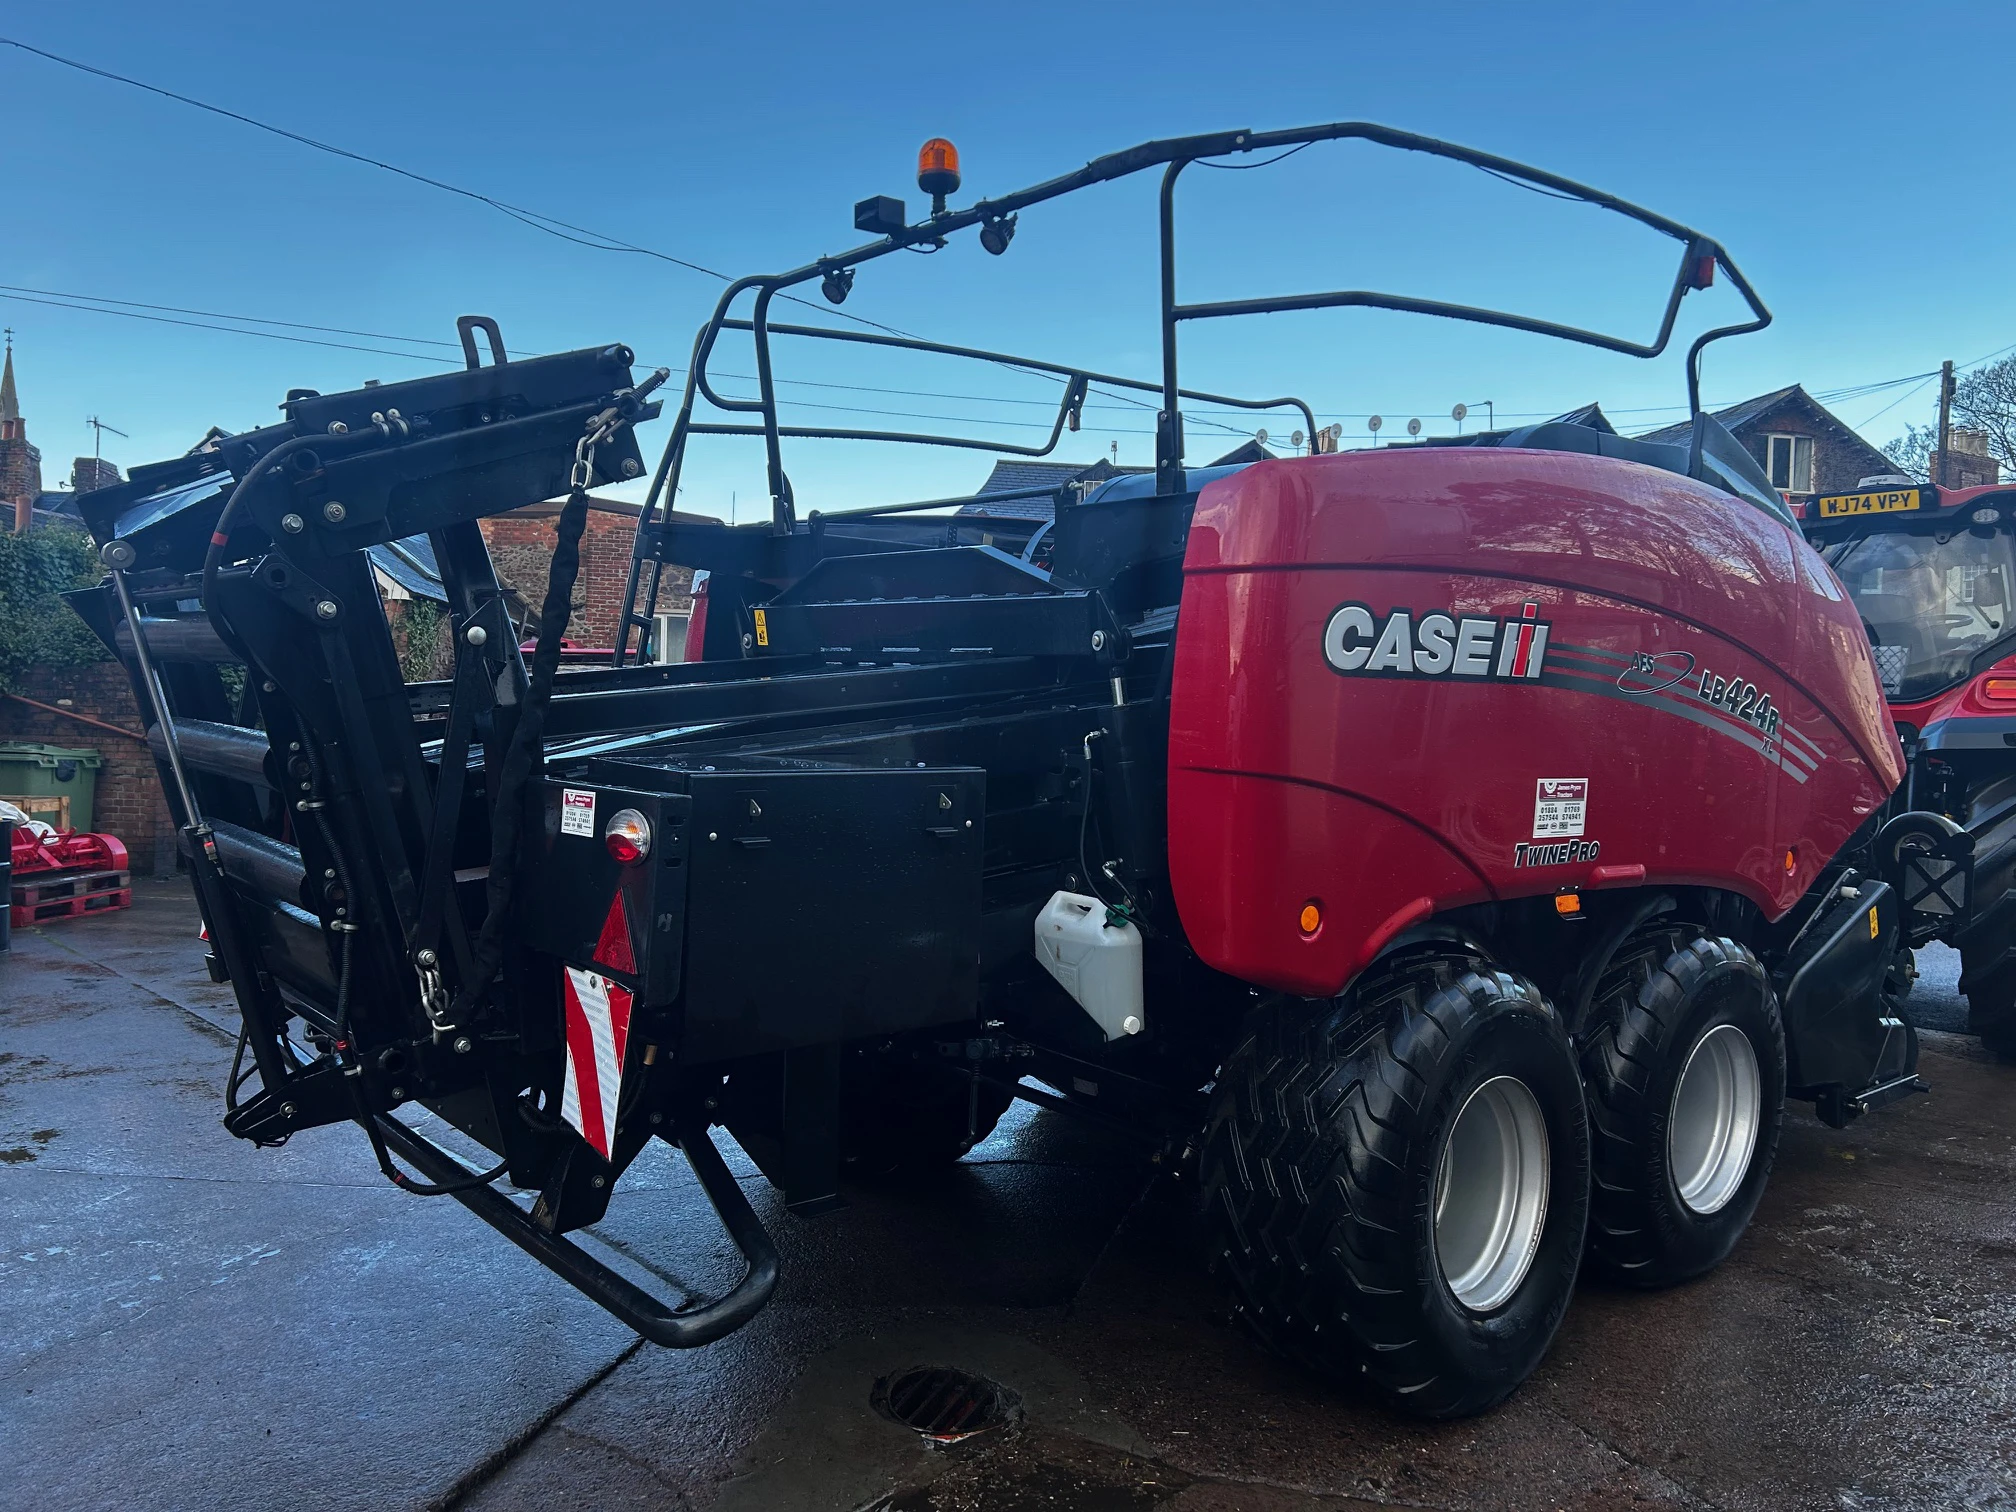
1033,890,1144,1041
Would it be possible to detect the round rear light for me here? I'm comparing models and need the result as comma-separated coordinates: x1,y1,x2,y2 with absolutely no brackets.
604,808,652,865
1975,507,2002,525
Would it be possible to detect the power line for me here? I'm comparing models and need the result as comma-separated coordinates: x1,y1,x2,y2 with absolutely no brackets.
18,275,2011,446
0,284,1254,444
1854,374,1940,432
0,34,914,340
0,288,470,363
0,280,1267,436
0,282,512,354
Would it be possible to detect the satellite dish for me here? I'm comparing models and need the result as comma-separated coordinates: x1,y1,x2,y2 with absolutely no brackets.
1407,418,1422,437
1290,429,1305,449
1451,403,1468,423
1255,428,1269,445
1367,415,1383,433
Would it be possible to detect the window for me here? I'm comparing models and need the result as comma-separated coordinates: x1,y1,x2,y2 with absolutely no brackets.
1764,433,1814,494
1823,527,2016,698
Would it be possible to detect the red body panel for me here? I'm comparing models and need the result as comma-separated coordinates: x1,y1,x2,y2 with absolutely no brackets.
1167,450,1903,998
1885,652,2016,730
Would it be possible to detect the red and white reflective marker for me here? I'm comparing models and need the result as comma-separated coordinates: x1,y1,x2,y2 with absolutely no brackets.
559,891,638,1160
561,966,633,1161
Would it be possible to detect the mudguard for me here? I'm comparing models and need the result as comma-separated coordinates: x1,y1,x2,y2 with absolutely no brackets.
1774,878,1918,1125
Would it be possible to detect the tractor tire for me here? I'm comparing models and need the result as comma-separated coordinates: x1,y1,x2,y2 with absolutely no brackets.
1960,937,2016,1059
1199,953,1589,1420
1579,932,1784,1287
841,1056,1014,1178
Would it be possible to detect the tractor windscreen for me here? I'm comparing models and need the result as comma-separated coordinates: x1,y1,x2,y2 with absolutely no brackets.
1824,527,2016,699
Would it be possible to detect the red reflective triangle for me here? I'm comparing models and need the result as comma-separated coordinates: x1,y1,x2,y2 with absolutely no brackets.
592,888,637,975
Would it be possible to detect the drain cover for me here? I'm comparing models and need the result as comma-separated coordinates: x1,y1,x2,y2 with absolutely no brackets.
871,1366,1015,1443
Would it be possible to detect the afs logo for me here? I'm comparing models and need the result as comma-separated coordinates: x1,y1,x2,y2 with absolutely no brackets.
1616,650,1696,695
1323,601,1550,681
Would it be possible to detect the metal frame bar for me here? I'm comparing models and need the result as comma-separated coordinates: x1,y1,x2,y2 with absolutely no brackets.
374,1114,779,1349
616,119,1770,645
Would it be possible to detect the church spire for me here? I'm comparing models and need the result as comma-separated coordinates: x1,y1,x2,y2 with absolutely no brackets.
0,332,18,425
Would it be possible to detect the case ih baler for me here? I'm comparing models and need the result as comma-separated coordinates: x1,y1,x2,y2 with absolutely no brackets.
73,124,1942,1417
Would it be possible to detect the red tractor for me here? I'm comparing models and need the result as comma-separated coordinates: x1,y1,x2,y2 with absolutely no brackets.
1804,478,2016,1054
78,123,1941,1420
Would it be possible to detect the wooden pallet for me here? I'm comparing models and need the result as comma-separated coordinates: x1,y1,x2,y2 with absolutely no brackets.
9,866,131,927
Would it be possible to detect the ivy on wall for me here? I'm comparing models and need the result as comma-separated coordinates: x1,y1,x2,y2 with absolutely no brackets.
0,524,108,694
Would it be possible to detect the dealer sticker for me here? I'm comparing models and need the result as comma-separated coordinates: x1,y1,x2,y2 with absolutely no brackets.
1533,778,1587,838
560,788,596,838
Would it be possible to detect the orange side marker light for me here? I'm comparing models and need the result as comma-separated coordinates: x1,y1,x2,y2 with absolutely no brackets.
1298,902,1322,936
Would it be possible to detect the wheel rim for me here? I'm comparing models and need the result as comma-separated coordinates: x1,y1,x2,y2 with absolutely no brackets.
1434,1075,1551,1313
1668,1022,1762,1215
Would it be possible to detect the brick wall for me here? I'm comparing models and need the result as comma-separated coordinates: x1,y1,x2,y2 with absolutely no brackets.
479,499,692,652
1733,414,1891,497
69,457,121,493
0,661,175,874
0,420,42,506
1931,429,2001,491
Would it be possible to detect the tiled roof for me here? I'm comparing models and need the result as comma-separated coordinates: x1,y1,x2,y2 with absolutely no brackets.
1637,385,1805,444
975,459,1106,494
960,457,1150,520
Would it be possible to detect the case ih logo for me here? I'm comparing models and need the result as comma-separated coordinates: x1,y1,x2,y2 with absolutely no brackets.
1323,601,1550,681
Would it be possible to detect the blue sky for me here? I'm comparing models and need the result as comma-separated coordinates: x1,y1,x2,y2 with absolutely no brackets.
2,1,2011,515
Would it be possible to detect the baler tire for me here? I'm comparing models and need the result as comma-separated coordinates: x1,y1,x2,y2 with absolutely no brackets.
1199,953,1589,1420
1579,932,1784,1287
1960,939,2016,1060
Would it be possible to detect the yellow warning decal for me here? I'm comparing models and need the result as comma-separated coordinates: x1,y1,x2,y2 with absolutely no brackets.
753,607,769,647
1868,906,1879,939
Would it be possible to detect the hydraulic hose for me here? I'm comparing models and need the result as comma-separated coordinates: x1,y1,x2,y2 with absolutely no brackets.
200,425,390,660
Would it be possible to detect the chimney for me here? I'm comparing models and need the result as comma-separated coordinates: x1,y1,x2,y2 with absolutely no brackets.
1930,428,2002,490
70,456,123,494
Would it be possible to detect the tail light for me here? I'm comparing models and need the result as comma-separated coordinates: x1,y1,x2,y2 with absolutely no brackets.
604,809,652,865
1982,678,2016,704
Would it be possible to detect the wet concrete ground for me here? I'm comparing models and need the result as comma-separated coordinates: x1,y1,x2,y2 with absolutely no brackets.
4,880,2013,1512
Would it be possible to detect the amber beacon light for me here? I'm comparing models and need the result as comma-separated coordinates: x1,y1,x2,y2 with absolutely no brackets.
917,138,961,213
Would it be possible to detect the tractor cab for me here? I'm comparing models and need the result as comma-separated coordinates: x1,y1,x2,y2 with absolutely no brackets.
1804,477,2016,1057
1805,480,2016,711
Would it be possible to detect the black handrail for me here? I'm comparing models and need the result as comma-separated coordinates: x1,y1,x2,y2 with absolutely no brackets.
616,120,1770,660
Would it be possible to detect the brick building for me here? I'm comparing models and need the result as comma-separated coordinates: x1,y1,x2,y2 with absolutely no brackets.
1640,385,1898,507
480,496,694,652
1930,427,2002,490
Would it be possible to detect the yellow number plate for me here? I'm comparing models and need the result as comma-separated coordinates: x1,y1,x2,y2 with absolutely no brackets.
1817,488,1922,518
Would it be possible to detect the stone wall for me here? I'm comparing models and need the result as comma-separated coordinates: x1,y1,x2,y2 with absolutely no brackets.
0,660,175,874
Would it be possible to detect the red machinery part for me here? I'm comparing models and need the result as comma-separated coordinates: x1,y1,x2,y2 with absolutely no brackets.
11,824,129,877
1888,652,2016,728
1166,448,1902,999
683,571,711,662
